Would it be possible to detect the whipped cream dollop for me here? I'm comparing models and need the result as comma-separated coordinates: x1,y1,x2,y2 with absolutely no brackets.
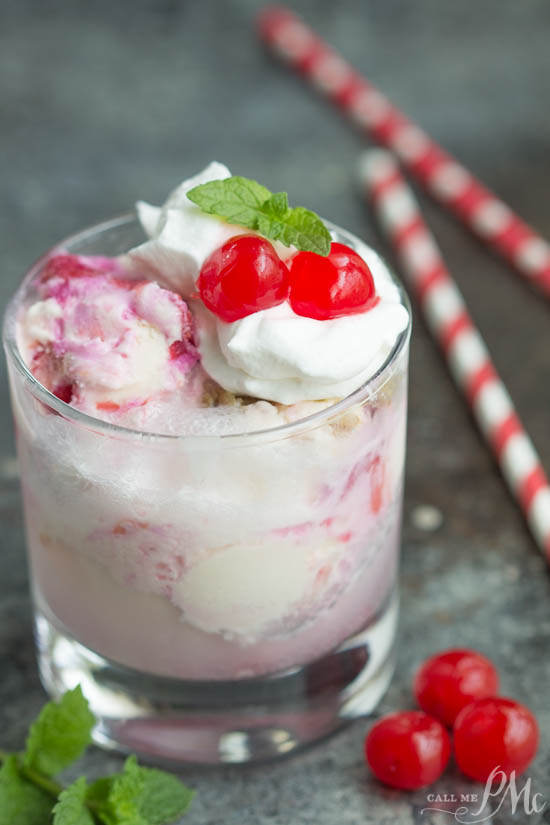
124,162,409,404
123,162,246,296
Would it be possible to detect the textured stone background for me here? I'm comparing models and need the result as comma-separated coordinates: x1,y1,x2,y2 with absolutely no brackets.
1,1,550,822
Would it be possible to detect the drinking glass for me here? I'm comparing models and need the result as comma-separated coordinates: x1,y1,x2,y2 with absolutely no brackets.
3,215,411,764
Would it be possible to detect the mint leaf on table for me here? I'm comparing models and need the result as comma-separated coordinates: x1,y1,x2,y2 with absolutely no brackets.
1,687,194,824
0,754,53,825
89,756,194,825
23,685,95,777
53,777,95,825
131,759,195,824
187,175,332,255
90,756,146,825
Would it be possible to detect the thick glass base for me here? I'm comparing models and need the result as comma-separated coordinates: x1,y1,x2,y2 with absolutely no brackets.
35,592,398,765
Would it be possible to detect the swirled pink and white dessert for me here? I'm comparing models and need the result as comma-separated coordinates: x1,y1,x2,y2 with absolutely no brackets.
13,163,410,679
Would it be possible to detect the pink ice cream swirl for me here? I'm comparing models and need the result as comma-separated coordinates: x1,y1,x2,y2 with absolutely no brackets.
18,253,199,417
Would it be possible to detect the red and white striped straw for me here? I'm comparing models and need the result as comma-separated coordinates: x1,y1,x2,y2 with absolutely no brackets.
258,6,550,300
360,148,550,560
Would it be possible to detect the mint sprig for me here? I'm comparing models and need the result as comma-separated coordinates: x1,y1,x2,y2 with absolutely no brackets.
187,175,332,256
0,688,194,825
24,685,94,777
53,778,94,825
87,756,195,825
0,755,53,825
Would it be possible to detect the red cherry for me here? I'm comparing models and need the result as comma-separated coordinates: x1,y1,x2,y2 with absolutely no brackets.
289,242,378,320
197,235,290,322
414,649,499,727
365,710,451,790
454,697,539,782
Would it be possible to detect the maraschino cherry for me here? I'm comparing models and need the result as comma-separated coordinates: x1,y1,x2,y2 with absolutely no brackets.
454,697,539,782
414,649,499,727
198,235,290,322
289,242,378,320
365,710,451,790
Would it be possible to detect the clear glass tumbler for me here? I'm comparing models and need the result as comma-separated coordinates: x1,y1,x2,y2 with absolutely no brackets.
3,215,411,764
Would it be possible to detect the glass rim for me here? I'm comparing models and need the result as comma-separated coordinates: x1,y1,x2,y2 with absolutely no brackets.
3,212,412,446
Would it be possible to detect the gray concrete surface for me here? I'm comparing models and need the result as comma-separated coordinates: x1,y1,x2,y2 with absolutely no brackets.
1,1,550,822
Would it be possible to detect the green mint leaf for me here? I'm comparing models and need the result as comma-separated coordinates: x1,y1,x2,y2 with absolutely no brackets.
262,191,289,218
0,754,54,825
187,176,271,226
259,205,331,255
23,686,95,777
187,175,331,255
91,756,146,825
90,756,194,825
85,776,111,810
53,777,94,825
132,763,194,824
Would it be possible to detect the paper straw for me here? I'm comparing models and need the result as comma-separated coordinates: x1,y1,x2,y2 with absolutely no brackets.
258,6,550,300
360,148,550,560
